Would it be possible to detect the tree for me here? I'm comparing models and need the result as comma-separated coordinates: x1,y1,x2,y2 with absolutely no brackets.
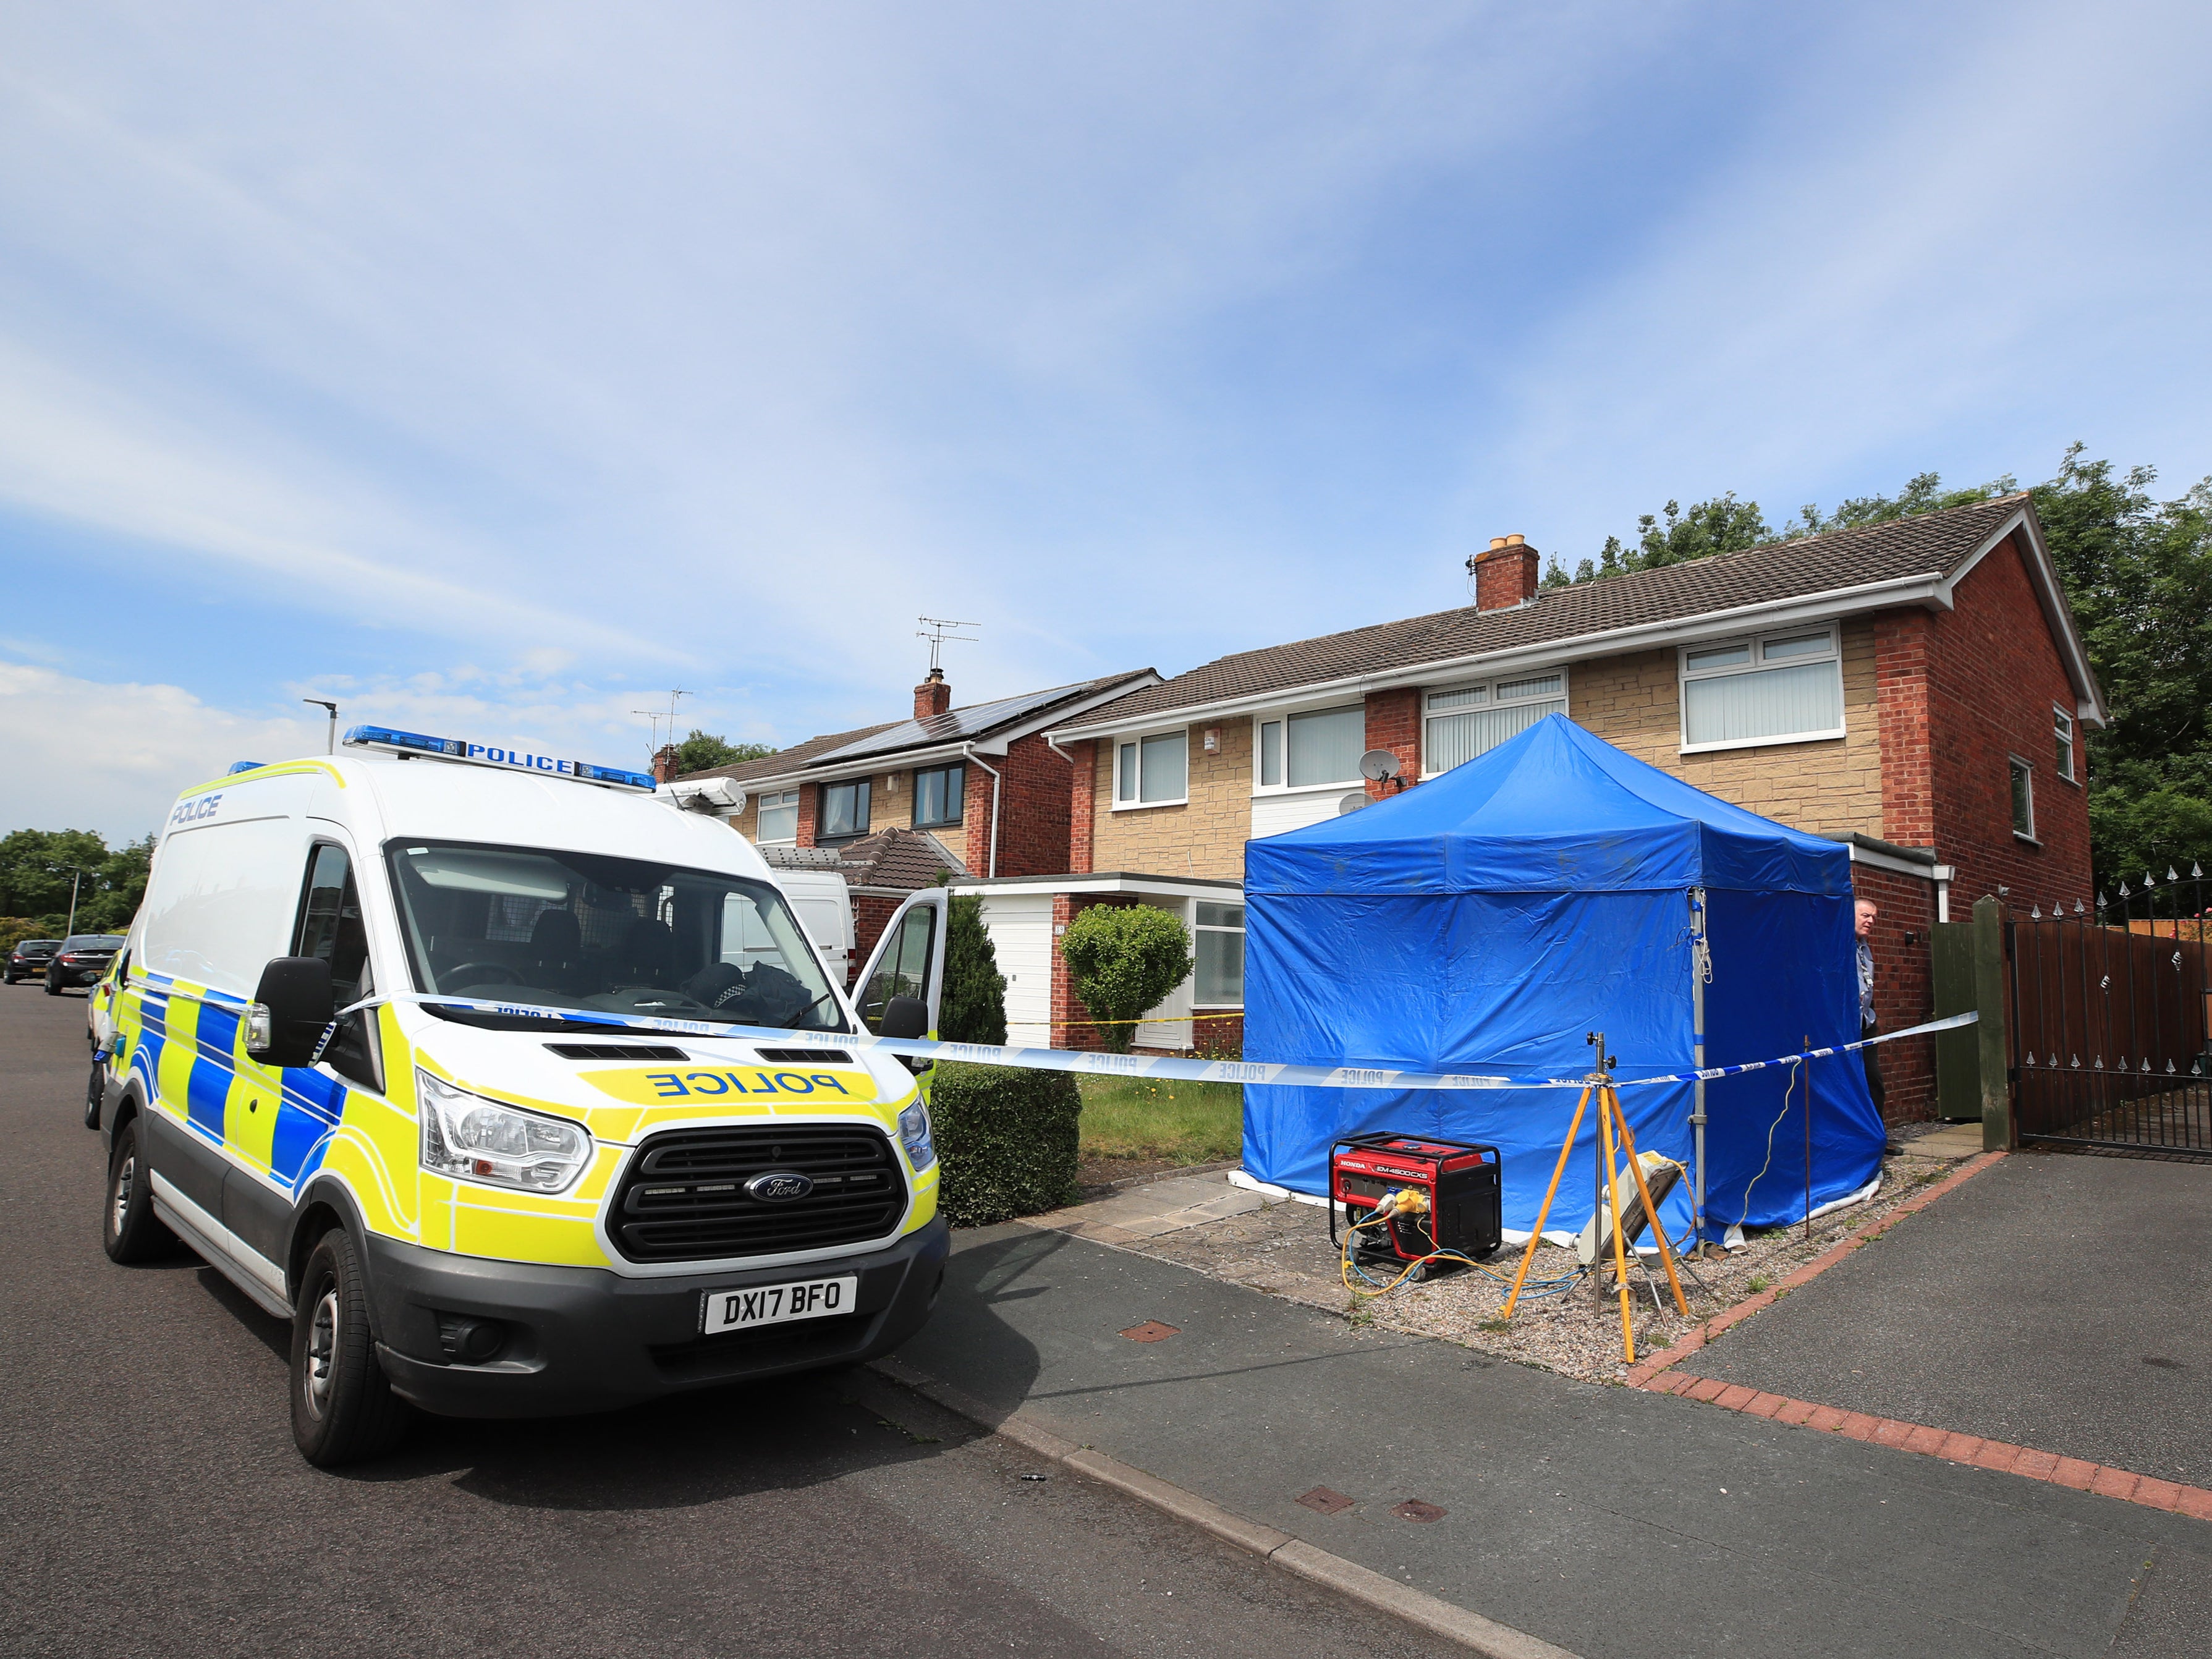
1562,493,1774,584
938,894,1009,1046
1776,470,2015,540
0,828,154,933
671,729,776,774
2027,446,2212,892
1057,904,1193,1054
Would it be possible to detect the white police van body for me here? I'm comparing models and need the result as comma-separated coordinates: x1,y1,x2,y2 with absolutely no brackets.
94,727,948,1466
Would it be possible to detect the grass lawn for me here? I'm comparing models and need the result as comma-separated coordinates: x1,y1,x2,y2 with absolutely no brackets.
1076,1076,1243,1166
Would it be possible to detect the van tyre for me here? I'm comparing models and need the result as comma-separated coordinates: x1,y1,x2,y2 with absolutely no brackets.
290,1228,412,1467
103,1119,175,1263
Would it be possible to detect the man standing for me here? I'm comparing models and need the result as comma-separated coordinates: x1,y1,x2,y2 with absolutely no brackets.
1855,897,1901,1153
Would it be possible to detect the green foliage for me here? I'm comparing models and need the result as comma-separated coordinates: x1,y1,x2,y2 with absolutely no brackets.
939,894,1008,1046
2028,445,2212,890
1776,471,2015,540
1057,904,1193,1053
671,729,775,774
1569,493,1774,583
0,830,153,935
928,1061,1082,1226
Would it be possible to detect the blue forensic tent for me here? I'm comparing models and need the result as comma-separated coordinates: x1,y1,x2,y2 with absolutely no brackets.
1241,715,1883,1244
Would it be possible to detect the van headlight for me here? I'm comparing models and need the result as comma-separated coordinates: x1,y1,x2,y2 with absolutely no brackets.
897,1100,936,1173
417,1069,593,1194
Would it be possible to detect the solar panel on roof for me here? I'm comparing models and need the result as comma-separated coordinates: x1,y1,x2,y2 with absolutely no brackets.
808,680,1111,765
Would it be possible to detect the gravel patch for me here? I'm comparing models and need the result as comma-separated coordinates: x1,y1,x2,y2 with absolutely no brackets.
1125,1150,1970,1384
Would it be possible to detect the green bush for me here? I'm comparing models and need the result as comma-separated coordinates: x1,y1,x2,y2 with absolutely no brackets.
930,1061,1082,1227
939,894,1008,1045
1057,903,1192,1053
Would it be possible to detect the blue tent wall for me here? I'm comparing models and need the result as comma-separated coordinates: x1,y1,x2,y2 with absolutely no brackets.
1239,716,1882,1241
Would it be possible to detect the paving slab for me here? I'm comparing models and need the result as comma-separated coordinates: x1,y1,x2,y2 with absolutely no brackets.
1026,1171,1268,1242
894,1216,2212,1658
1669,1152,2212,1484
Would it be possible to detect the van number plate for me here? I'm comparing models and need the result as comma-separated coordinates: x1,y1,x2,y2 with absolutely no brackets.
701,1275,857,1335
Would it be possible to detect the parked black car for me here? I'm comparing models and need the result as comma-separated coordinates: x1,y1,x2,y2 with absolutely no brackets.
44,935,125,995
5,940,61,984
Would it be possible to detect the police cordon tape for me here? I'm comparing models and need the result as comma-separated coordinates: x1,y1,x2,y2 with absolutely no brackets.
344,993,1977,1093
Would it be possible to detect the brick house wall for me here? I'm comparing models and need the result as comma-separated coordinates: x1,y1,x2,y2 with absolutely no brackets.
1068,739,1098,873
962,732,1078,878
1919,535,2093,906
1089,719,1251,880
1849,862,1938,1122
1572,621,1886,839
1363,687,1421,802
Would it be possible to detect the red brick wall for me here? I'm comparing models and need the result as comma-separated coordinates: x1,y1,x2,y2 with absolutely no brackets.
1874,611,1935,852
849,892,902,987
1919,534,2093,908
1068,739,1097,874
977,732,1079,878
1363,688,1421,802
1047,892,1143,1050
1849,864,1937,1124
795,783,818,848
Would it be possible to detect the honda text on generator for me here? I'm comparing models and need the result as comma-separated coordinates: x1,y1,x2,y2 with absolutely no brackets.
1329,1134,1502,1283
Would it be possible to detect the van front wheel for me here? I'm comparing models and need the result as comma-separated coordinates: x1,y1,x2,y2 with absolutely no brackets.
290,1228,412,1466
103,1119,174,1263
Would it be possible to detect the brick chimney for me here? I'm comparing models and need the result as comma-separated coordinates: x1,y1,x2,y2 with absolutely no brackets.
1468,533,1540,611
914,668,952,721
651,743,682,784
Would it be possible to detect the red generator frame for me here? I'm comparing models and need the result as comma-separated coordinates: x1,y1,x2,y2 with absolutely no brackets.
1329,1134,1502,1268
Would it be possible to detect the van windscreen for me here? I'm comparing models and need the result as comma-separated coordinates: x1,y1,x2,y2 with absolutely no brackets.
386,841,847,1033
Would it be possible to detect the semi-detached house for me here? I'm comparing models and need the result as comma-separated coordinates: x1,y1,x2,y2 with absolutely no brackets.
972,495,2103,1123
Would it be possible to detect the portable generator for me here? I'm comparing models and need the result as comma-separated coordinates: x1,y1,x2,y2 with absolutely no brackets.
1329,1134,1502,1277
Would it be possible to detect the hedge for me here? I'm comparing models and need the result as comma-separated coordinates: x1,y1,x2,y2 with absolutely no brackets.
929,1060,1082,1228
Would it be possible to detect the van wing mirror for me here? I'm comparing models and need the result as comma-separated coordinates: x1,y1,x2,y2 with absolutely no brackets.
247,956,336,1067
877,995,930,1041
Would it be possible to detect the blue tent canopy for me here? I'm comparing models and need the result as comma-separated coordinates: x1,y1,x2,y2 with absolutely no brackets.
1241,715,1883,1242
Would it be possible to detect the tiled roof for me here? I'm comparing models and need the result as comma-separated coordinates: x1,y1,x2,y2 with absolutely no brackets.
1060,494,2035,731
676,670,1155,784
832,827,967,891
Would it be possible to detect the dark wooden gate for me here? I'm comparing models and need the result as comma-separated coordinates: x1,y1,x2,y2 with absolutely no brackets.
2007,872,2211,1156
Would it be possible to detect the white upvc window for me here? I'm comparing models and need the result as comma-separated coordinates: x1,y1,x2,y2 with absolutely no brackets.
1113,729,1189,808
755,789,799,844
1422,671,1567,776
2011,755,2036,840
1679,626,1844,752
1192,900,1245,1006
1254,703,1365,793
2054,705,2077,784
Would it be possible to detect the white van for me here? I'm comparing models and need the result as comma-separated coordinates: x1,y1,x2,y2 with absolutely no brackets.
92,726,949,1466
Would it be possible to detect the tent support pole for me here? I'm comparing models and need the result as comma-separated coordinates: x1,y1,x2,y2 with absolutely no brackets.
1689,889,1709,1245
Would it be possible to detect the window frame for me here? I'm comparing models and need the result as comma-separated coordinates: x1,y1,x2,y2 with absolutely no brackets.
912,762,965,829
1111,726,1190,810
1677,625,1845,755
1251,702,1367,797
2010,754,2037,842
754,788,800,845
2053,705,2077,785
1191,899,1246,1008
1420,669,1569,779
288,839,383,1092
818,778,871,841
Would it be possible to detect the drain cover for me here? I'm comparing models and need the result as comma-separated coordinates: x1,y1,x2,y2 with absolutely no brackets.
1120,1321,1180,1343
1391,1499,1447,1524
1296,1487,1355,1516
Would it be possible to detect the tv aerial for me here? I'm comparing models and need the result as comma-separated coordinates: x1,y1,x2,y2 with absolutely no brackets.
1359,749,1407,792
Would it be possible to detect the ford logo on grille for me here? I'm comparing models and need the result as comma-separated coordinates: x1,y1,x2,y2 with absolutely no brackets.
745,1171,813,1202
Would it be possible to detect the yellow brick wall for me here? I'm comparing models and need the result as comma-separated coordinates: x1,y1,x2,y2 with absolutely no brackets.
1568,619,1883,839
1089,721,1251,880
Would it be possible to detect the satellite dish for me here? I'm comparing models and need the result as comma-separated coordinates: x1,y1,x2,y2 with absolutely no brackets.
1358,749,1402,782
1336,791,1370,815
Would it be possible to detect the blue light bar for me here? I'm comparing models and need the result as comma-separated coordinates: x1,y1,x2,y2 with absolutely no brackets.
341,726,655,791
226,760,265,774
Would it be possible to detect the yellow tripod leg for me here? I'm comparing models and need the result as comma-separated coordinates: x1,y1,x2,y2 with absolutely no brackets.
1501,1084,1593,1321
1600,1079,1635,1362
1607,1087,1690,1317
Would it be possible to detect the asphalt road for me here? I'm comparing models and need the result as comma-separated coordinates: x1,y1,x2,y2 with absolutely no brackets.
0,986,1460,1659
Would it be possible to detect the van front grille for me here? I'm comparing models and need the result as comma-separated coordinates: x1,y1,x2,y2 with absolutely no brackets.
609,1125,905,1263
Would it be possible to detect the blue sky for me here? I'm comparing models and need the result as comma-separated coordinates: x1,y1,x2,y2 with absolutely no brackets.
3,1,2208,839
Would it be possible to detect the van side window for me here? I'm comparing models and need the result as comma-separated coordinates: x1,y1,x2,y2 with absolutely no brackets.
292,844,382,1091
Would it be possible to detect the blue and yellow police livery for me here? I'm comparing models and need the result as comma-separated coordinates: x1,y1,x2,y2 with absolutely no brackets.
93,729,949,1466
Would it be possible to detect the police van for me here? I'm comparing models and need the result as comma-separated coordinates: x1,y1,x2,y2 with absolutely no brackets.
91,727,950,1466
